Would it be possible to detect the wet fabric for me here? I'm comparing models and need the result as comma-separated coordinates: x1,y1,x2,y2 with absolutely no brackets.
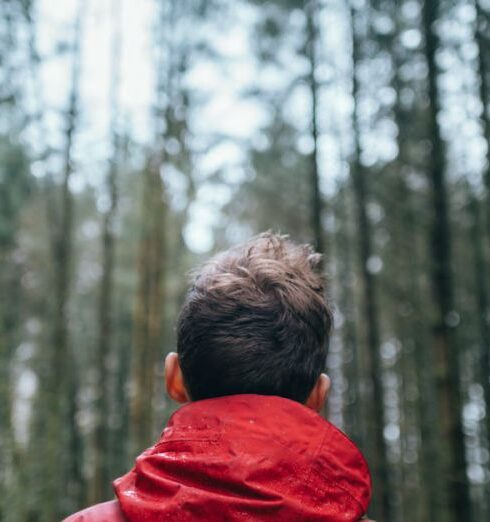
114,394,371,521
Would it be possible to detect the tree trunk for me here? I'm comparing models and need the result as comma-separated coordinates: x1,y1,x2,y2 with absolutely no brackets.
91,0,122,502
469,191,490,462
474,0,490,458
41,2,84,519
349,4,392,520
475,0,490,244
422,1,472,520
389,1,443,517
0,255,19,521
305,0,324,265
335,184,365,448
129,159,166,457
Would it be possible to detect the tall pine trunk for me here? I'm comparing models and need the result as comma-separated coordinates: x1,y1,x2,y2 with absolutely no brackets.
474,0,490,452
305,0,324,264
468,191,490,463
91,0,122,502
422,1,471,520
475,0,490,243
129,159,166,457
335,184,365,448
0,249,23,520
389,2,443,517
41,3,85,518
349,4,391,520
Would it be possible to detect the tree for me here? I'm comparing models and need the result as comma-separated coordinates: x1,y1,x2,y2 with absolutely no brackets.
475,0,490,242
129,158,166,455
0,138,31,521
305,0,325,263
91,0,122,503
334,182,365,448
379,0,443,517
33,2,86,518
422,0,472,519
474,0,490,455
349,3,392,519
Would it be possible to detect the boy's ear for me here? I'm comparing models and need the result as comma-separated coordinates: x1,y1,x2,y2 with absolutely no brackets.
164,352,190,404
305,373,331,412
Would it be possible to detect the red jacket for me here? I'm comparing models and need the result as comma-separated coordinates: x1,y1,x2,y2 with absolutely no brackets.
65,395,371,521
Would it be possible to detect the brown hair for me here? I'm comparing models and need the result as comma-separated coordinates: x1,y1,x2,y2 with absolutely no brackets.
177,232,333,403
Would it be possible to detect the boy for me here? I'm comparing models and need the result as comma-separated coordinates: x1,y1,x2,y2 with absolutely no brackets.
65,232,372,521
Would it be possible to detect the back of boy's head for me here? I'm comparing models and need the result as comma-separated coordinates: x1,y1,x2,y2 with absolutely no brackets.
177,232,333,404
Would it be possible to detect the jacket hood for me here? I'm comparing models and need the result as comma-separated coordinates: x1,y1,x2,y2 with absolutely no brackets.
114,394,371,521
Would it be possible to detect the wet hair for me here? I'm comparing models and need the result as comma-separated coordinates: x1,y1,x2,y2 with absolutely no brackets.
177,232,333,403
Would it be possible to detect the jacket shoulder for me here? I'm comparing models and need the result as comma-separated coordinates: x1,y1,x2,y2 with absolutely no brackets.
63,500,126,522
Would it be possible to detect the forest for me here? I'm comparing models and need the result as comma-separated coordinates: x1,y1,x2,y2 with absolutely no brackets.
1,0,490,520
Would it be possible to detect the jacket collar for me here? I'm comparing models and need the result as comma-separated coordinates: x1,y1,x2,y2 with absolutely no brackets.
114,394,371,521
